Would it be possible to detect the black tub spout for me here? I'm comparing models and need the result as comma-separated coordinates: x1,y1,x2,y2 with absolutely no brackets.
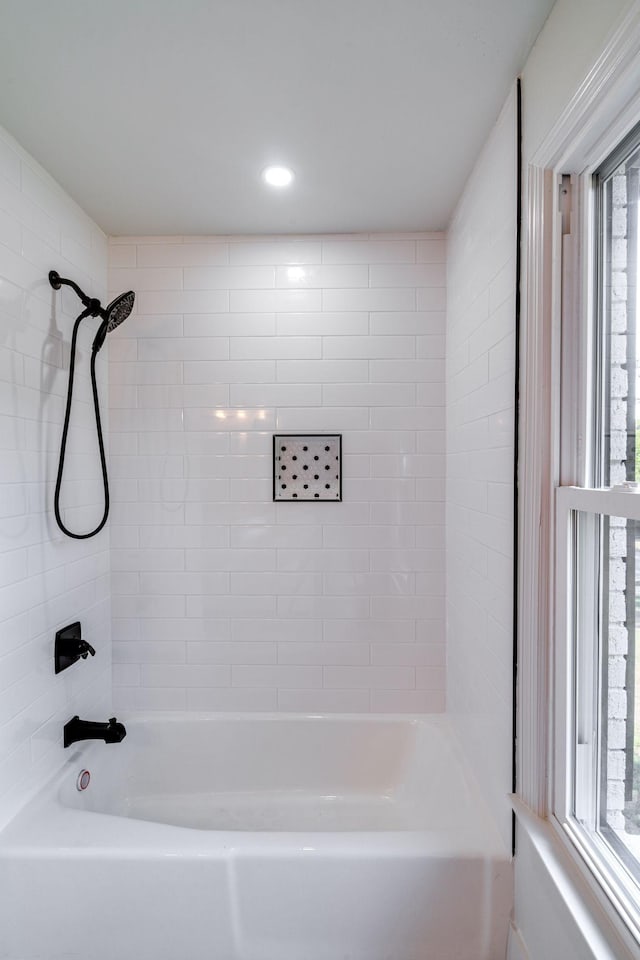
63,716,127,748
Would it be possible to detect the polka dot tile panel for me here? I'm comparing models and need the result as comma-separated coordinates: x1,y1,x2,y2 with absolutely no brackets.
273,434,342,501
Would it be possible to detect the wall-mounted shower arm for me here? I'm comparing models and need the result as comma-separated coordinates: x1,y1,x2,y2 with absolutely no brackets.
49,271,134,340
49,270,101,316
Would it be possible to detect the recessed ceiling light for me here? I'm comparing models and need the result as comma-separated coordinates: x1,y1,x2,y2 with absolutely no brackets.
262,165,294,187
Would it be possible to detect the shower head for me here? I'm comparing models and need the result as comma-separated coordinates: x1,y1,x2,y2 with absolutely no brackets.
49,270,135,352
92,290,135,354
104,290,135,332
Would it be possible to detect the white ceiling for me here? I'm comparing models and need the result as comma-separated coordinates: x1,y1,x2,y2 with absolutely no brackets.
0,0,555,236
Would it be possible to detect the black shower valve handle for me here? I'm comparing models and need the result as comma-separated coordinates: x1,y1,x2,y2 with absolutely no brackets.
54,622,96,674
79,639,96,659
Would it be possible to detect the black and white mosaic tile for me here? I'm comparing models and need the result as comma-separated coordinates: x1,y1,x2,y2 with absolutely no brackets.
273,434,342,501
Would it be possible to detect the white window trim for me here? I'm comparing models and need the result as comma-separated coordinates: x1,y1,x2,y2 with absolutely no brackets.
519,1,640,819
554,486,640,792
517,0,640,952
554,488,640,947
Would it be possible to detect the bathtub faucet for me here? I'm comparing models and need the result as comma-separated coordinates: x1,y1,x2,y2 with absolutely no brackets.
63,715,127,748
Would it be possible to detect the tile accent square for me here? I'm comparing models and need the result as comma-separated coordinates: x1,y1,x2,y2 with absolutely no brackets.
273,434,342,501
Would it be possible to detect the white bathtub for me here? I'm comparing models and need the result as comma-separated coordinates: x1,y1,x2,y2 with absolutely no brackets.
0,713,511,960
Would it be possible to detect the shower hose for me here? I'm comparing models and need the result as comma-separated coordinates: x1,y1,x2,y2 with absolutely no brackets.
54,308,110,539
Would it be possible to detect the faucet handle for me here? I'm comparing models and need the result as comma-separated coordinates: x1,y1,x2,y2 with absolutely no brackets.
54,622,97,674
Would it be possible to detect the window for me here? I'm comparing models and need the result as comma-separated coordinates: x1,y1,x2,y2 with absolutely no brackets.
556,124,640,935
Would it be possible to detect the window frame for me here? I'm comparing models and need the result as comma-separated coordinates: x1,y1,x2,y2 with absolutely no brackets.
551,118,640,951
515,8,640,955
555,487,640,942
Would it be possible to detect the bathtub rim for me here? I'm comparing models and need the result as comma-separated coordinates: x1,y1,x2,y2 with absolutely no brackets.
0,711,511,861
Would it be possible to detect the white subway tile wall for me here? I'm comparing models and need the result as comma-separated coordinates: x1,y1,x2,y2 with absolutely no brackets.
0,123,110,826
446,90,516,851
108,234,446,713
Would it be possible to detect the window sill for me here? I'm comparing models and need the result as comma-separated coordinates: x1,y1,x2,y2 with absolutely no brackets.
512,796,640,960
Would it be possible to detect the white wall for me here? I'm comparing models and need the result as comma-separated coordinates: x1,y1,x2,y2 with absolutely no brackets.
0,124,111,826
107,234,446,714
446,89,517,853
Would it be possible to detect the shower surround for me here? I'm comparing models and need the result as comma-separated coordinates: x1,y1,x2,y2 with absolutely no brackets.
107,234,446,714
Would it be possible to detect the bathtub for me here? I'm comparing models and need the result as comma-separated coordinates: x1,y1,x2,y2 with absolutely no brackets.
0,713,511,960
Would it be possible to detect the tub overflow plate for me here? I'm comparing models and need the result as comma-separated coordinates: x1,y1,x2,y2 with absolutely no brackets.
76,769,91,791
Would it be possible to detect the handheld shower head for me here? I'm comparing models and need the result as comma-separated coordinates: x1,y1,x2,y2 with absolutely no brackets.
105,290,135,332
92,290,135,353
49,268,136,540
